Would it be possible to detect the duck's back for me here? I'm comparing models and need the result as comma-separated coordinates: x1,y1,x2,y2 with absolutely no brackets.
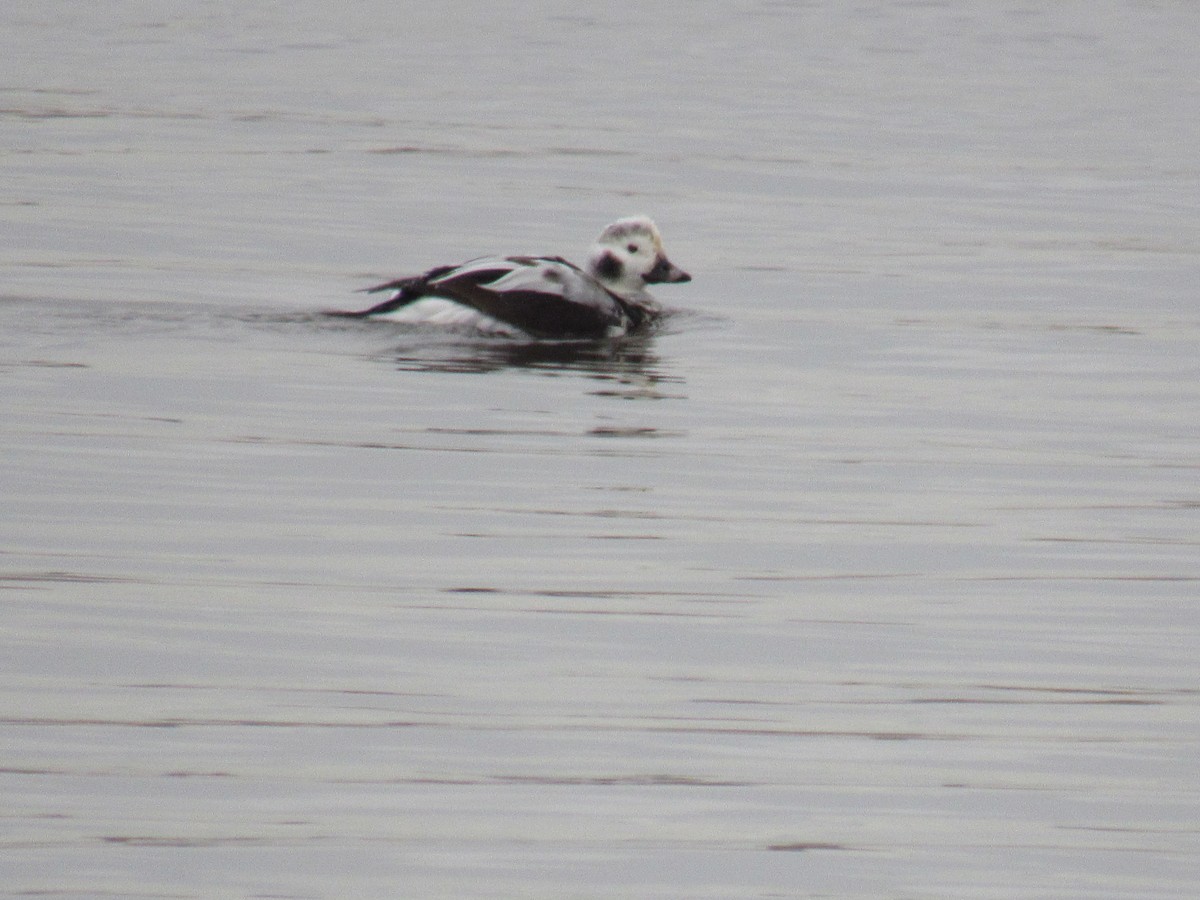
352,255,645,339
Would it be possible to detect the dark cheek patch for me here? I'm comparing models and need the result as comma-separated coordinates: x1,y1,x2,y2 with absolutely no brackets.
594,252,623,281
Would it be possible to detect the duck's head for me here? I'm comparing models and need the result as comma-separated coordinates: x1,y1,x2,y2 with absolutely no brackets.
586,216,691,298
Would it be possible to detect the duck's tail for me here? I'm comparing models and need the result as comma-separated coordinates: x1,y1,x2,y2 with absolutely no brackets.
323,268,452,318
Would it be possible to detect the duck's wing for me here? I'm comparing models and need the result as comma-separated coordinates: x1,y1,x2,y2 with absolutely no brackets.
424,256,631,338
330,255,643,337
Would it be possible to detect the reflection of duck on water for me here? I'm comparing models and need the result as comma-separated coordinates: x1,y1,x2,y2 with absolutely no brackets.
384,330,686,401
327,217,691,339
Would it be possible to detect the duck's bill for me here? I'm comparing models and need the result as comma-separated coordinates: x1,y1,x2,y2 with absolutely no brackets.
645,255,692,284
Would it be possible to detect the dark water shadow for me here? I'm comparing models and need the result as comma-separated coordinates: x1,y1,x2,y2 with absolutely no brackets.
305,306,713,399
382,329,657,372
380,330,687,400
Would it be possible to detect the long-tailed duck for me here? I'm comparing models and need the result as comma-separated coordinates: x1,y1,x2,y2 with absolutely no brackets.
328,216,690,339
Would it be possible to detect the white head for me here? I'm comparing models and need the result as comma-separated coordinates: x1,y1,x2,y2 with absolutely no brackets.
586,216,691,298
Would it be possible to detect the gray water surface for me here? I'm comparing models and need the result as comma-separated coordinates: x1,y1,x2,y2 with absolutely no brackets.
2,2,1198,898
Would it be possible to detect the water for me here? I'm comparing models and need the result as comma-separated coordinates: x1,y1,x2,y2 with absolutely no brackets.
2,2,1198,897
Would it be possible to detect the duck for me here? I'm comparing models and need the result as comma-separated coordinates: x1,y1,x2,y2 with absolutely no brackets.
327,216,690,339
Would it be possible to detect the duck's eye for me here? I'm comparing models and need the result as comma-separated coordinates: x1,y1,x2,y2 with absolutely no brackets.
627,243,640,253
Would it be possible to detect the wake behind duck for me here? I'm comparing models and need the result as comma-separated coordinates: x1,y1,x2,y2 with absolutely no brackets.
327,216,690,339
